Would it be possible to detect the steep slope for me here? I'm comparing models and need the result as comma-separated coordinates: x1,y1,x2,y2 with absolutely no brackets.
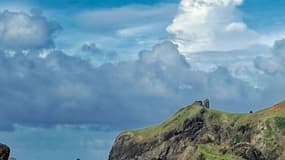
109,100,285,160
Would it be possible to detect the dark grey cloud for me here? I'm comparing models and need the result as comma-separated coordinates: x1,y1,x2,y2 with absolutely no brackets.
81,42,118,60
0,10,61,50
77,42,119,66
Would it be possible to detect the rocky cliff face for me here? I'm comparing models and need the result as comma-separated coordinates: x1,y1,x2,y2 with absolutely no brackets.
109,101,285,160
0,144,10,160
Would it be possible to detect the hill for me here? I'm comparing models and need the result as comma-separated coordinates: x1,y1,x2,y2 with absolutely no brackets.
109,100,285,160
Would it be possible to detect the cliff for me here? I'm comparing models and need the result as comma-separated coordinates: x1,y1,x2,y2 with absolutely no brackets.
109,100,285,160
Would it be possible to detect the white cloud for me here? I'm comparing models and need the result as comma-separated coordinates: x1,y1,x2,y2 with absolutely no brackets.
77,4,177,33
167,0,260,53
225,22,247,32
116,24,162,37
0,10,61,51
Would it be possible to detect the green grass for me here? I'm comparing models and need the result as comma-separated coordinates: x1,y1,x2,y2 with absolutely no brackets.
131,104,248,142
124,101,285,142
274,117,285,129
197,145,245,160
130,104,202,142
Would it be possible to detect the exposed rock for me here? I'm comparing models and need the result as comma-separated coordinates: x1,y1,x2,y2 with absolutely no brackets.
231,143,265,160
0,144,10,160
182,117,205,141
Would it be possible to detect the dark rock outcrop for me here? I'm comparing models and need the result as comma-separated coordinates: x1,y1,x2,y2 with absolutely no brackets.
0,144,10,160
182,117,205,141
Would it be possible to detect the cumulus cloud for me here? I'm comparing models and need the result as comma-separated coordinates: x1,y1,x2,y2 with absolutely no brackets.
0,10,61,50
0,40,279,131
167,0,259,53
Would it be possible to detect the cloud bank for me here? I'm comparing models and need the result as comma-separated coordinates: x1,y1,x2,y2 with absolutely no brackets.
1,39,285,131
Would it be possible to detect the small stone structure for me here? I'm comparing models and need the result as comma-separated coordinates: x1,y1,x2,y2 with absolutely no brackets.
203,99,210,108
192,99,210,109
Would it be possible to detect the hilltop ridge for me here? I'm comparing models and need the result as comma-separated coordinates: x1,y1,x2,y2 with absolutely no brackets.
109,100,285,160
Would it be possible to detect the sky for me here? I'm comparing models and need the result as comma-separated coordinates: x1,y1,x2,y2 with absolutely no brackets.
1,0,285,160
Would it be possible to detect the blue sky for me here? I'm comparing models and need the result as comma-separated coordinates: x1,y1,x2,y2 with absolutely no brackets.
1,0,285,160
240,0,285,31
1,0,179,8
